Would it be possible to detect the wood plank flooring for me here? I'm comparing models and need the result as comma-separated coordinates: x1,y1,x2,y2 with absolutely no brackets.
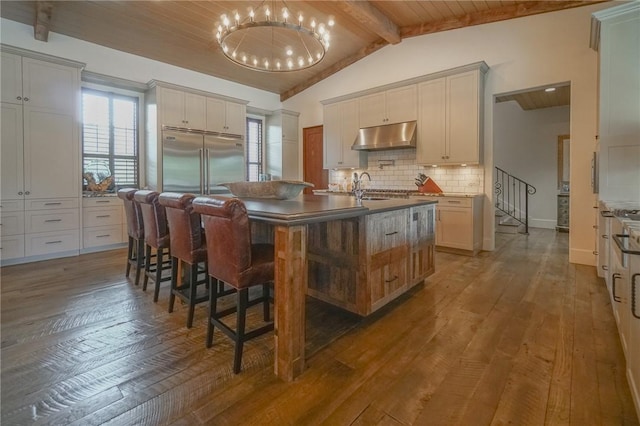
1,229,638,425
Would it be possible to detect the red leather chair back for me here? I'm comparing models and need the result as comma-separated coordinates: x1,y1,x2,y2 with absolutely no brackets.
134,190,170,249
158,192,206,265
117,188,144,239
193,196,273,289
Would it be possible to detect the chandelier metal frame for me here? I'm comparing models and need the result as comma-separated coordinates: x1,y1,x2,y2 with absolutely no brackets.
215,1,332,73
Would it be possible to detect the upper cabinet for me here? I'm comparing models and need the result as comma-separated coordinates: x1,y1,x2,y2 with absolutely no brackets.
0,51,81,201
206,97,246,135
417,64,488,166
324,99,366,169
157,86,206,129
358,85,417,128
1,52,79,114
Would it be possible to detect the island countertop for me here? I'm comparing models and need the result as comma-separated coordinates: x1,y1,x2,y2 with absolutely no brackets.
238,194,437,226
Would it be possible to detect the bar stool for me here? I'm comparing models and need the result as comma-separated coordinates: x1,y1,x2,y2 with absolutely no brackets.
158,192,209,328
117,188,145,286
134,190,172,302
192,196,274,374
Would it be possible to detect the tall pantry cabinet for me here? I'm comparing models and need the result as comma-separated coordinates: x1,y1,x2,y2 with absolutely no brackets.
0,48,83,265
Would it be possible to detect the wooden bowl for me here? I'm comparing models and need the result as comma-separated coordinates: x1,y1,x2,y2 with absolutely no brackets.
219,180,314,200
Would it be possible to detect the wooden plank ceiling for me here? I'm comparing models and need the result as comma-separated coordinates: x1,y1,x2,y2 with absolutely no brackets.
0,1,603,101
496,84,571,110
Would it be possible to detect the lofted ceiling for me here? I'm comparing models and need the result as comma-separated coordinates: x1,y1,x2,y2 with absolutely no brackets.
0,1,603,101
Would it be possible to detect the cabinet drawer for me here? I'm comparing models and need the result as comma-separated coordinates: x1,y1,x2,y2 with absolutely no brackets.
1,211,25,235
367,211,408,254
25,209,79,233
25,229,79,256
26,198,79,210
83,197,121,208
436,197,472,207
83,206,122,227
1,235,25,260
0,200,24,212
83,225,125,248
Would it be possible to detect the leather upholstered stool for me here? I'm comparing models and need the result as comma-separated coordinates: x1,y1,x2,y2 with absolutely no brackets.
134,190,172,302
158,192,209,328
192,196,274,374
117,188,145,286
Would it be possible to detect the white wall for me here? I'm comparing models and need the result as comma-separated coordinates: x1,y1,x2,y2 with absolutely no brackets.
284,3,613,265
494,102,570,229
0,18,281,112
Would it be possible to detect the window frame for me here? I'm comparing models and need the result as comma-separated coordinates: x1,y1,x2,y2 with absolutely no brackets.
246,114,265,182
81,82,145,190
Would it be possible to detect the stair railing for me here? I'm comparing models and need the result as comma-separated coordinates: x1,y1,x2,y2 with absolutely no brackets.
494,167,537,234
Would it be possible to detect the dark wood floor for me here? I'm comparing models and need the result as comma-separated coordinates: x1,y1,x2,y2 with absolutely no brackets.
1,229,638,425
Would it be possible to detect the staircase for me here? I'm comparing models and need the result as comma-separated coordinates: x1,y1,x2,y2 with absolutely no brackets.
494,167,536,234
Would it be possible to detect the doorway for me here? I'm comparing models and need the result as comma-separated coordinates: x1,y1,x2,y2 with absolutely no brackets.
303,125,327,194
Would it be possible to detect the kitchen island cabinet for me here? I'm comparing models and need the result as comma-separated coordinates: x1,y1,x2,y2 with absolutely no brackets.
240,195,436,381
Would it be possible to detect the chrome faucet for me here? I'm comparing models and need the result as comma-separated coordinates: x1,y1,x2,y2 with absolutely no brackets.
352,172,371,202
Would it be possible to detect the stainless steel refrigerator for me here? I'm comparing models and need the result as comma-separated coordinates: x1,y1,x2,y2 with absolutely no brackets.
162,128,245,194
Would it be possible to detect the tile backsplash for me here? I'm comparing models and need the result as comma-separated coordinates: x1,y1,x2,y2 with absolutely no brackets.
328,149,484,193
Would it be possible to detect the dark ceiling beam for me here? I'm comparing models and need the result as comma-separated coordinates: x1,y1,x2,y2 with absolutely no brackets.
334,0,401,45
401,1,607,38
34,1,53,42
281,1,606,100
280,38,388,102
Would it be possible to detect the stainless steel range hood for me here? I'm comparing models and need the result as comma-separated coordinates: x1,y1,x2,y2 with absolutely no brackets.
351,121,417,151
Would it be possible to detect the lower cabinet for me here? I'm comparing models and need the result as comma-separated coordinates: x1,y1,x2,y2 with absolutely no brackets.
307,204,436,316
1,197,81,265
424,195,483,255
82,197,126,251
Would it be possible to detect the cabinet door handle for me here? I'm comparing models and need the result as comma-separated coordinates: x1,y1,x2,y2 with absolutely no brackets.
602,265,608,271
18,191,23,195
24,191,30,195
96,234,111,238
632,274,640,320
385,231,398,236
612,273,622,303
96,200,110,204
45,219,62,222
23,97,29,101
16,96,22,101
385,275,398,283
602,235,608,239
44,202,62,206
96,215,111,218
45,240,62,244
447,200,461,204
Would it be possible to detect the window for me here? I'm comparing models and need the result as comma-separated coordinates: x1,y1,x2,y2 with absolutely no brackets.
82,88,139,191
246,116,263,181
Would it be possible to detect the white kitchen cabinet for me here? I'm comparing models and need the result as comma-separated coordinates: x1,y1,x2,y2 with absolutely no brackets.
358,85,417,128
266,110,299,180
0,49,82,265
157,85,206,129
425,195,484,255
628,252,640,419
82,197,126,251
592,3,640,202
323,99,367,169
417,64,487,166
206,97,246,135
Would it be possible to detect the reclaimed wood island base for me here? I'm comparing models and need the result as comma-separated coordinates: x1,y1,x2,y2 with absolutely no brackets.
242,195,437,380
307,204,436,316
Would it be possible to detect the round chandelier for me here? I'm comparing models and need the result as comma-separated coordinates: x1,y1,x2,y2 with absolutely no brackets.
215,1,333,72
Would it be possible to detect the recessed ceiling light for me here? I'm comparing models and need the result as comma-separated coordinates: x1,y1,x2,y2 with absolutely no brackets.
545,87,556,92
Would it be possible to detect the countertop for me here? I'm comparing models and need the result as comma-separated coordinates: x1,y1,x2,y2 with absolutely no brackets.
228,194,437,226
313,189,482,198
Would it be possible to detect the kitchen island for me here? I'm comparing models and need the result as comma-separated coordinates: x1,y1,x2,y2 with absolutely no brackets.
239,194,436,381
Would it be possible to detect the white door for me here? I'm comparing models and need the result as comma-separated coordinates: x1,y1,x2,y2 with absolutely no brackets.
1,103,24,200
